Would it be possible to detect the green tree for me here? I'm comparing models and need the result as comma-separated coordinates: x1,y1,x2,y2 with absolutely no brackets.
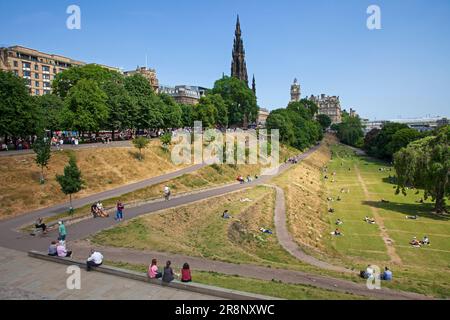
64,79,109,134
336,113,364,147
33,133,52,184
300,99,319,118
125,74,163,131
0,71,40,142
180,104,194,127
394,126,449,213
211,76,258,127
102,80,135,140
159,93,183,130
193,96,218,128
132,136,151,160
56,155,83,210
35,94,64,136
160,132,172,150
365,122,409,159
317,114,332,131
53,64,122,99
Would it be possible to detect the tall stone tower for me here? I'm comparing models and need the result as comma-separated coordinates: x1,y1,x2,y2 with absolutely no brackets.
252,74,256,96
290,78,301,102
231,15,249,85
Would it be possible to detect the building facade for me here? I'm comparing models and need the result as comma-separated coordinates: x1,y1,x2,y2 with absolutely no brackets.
309,94,342,124
290,78,301,102
159,85,208,105
257,108,270,127
0,45,120,96
124,66,159,93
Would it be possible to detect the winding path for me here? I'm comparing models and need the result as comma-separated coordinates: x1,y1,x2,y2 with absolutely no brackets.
0,144,432,300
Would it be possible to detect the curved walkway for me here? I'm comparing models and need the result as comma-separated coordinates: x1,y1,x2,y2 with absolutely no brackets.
0,144,433,300
269,184,352,273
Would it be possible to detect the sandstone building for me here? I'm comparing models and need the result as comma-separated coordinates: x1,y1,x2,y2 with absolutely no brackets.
309,94,342,124
0,45,119,96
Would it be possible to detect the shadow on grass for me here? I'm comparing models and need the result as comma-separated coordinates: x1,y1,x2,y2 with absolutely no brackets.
363,200,450,221
128,150,144,161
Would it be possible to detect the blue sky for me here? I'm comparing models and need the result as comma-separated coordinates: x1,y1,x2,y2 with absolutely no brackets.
1,0,449,120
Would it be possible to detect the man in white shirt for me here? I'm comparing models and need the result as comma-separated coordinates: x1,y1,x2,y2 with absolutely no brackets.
86,250,103,271
164,186,171,201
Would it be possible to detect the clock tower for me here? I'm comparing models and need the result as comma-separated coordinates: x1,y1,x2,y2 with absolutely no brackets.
290,78,301,102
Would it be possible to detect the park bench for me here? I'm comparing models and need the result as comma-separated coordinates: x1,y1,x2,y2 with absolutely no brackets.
28,251,278,300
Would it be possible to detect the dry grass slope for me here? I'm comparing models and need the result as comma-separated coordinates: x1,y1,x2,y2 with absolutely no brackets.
0,140,184,219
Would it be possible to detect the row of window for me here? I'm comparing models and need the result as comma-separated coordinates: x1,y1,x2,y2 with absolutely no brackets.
29,88,51,95
19,70,53,80
25,79,51,87
14,52,72,68
13,60,63,74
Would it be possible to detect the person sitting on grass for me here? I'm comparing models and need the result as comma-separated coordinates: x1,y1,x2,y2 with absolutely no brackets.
162,261,175,283
410,237,421,247
406,215,419,220
360,265,374,279
34,218,47,235
328,208,335,213
57,241,72,258
86,250,103,271
48,241,58,256
381,267,393,281
222,210,232,219
421,236,430,246
148,259,162,279
336,219,343,226
381,199,390,203
181,263,192,283
332,228,343,236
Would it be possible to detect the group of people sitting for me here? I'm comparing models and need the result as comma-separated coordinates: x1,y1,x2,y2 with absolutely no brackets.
48,240,73,258
287,157,299,164
360,265,393,281
410,236,430,248
236,175,258,184
148,259,192,283
48,241,104,271
91,201,109,218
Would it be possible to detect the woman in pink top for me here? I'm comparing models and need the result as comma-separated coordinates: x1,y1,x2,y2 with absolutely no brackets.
181,263,192,283
148,259,162,279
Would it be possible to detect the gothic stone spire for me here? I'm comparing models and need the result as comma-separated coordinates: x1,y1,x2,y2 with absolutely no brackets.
231,15,249,85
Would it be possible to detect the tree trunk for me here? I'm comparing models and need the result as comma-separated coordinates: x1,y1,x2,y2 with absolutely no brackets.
112,129,116,142
69,194,73,209
40,165,45,184
434,195,446,213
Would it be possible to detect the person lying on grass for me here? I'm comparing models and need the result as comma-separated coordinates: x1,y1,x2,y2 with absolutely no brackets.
336,219,343,226
406,215,419,220
364,216,376,224
260,228,273,235
410,237,421,247
331,229,343,236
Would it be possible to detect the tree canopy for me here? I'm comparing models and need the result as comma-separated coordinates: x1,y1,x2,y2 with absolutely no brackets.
394,126,449,213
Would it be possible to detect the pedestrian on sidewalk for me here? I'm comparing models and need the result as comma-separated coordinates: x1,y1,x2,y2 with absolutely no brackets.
115,201,125,222
86,249,103,271
58,221,67,242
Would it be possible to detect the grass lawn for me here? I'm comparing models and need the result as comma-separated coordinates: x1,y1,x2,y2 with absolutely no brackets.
105,260,367,300
323,143,450,298
92,186,307,268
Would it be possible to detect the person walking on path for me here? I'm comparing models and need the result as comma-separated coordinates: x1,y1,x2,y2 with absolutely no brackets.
58,221,67,242
164,186,171,201
115,201,125,222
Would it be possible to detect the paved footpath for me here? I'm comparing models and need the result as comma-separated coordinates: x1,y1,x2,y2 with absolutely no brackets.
0,246,220,300
0,144,433,300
